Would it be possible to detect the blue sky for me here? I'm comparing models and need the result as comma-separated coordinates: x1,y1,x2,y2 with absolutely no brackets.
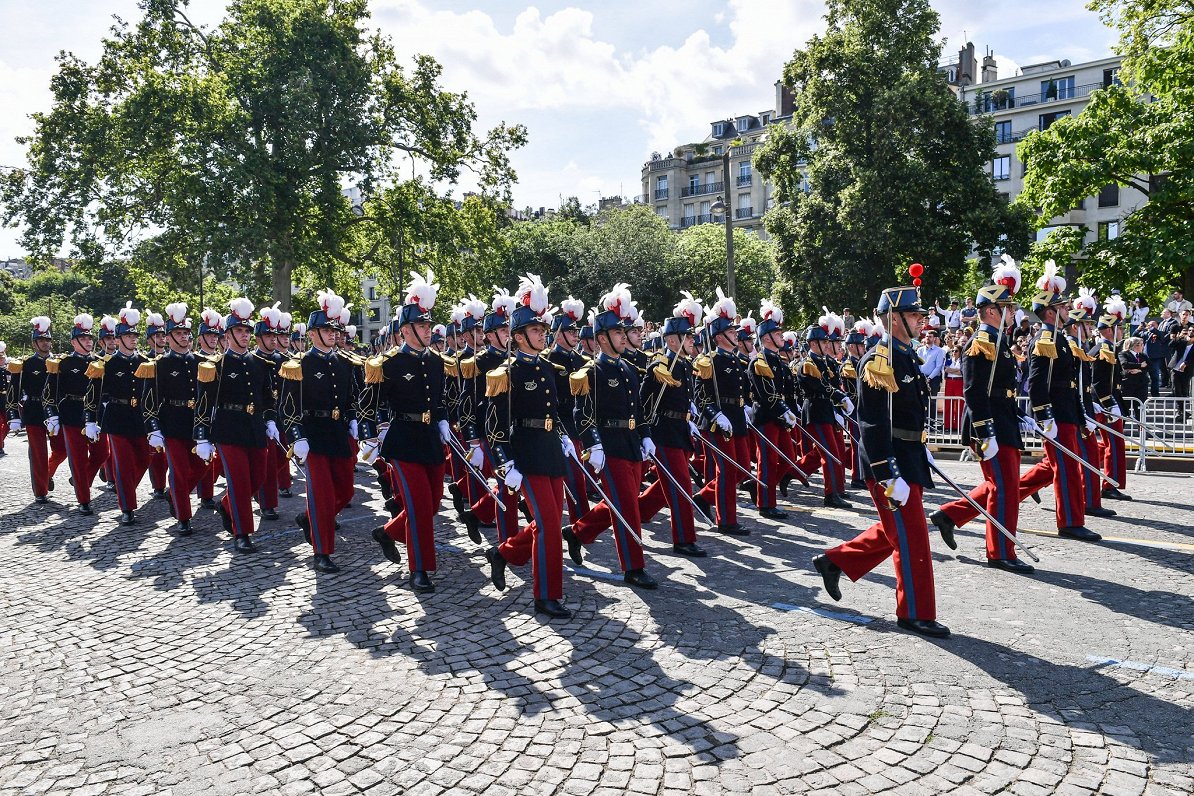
0,0,1117,257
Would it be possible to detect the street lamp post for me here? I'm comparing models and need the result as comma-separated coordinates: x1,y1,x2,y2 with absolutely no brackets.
709,151,736,299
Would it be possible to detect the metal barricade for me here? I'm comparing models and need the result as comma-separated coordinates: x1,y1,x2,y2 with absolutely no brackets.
1127,396,1194,471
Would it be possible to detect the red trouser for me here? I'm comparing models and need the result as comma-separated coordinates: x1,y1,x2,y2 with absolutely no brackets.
302,452,355,555
798,423,846,495
1100,416,1127,489
756,420,797,510
25,424,67,498
162,436,207,522
574,457,646,572
939,445,1023,561
198,451,218,500
216,443,267,537
696,433,750,526
148,449,167,491
109,433,151,511
0,417,8,450
499,474,565,600
385,459,445,572
61,425,108,505
1077,430,1103,509
826,481,936,621
257,441,281,510
847,417,865,482
563,435,590,523
638,444,696,546
470,441,519,543
276,441,292,490
1019,422,1085,529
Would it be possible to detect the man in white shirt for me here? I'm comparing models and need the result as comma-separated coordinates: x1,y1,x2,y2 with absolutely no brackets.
917,330,946,425
937,299,961,331
1167,290,1192,315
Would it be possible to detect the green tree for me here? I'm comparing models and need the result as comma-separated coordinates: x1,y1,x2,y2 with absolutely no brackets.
1017,0,1194,306
756,0,1032,318
2,0,525,310
667,224,778,322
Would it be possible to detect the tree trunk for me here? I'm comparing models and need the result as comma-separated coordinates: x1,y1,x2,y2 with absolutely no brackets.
273,260,293,311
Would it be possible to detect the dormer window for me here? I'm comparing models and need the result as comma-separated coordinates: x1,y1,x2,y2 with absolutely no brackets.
713,121,727,137
737,117,751,132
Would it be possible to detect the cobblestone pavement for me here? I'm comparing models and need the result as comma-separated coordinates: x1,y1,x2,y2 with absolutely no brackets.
0,436,1192,795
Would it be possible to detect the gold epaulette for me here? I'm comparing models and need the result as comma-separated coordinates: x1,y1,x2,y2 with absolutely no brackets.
1033,331,1057,359
1070,341,1093,362
693,354,713,380
862,347,898,393
801,359,822,379
339,350,365,366
1099,343,1116,364
85,358,105,379
652,361,682,387
546,358,566,373
6,359,22,374
459,356,478,379
279,355,304,381
753,358,775,378
486,365,509,397
841,361,858,379
197,359,218,383
364,356,385,384
46,358,61,375
967,331,997,361
134,360,156,379
570,364,593,396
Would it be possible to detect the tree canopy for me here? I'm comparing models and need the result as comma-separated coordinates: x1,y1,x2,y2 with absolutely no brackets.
756,0,1032,317
1017,0,1194,304
1,0,526,310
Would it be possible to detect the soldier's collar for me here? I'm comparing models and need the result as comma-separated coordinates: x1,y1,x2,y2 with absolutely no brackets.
888,336,916,356
514,350,538,362
979,323,1001,336
597,352,620,363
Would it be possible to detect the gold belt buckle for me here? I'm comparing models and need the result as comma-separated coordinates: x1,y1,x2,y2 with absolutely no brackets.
1006,389,1014,398
544,417,553,432
130,397,138,408
921,430,928,443
332,407,341,420
421,410,431,424
628,418,636,430
246,402,255,415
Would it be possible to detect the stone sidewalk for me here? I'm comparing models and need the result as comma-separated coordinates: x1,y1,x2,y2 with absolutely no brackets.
0,436,1191,795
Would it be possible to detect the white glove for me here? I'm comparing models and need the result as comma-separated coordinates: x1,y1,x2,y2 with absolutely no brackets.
783,410,798,429
45,416,60,436
348,419,359,441
84,421,99,441
560,436,577,460
689,402,699,417
1092,402,1105,417
925,448,937,467
503,465,523,491
884,477,911,508
688,419,701,437
1018,416,1034,436
980,436,1000,461
291,438,310,465
147,430,165,451
8,419,22,433
713,412,732,433
359,438,380,464
1085,416,1097,434
195,440,214,462
744,404,756,424
834,411,847,428
1036,417,1058,440
1108,402,1123,419
586,444,606,473
266,420,280,443
841,396,855,415
437,419,452,444
467,440,485,468
641,437,657,459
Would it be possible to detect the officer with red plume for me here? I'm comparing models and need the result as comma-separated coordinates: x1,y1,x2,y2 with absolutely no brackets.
7,315,67,503
44,314,109,513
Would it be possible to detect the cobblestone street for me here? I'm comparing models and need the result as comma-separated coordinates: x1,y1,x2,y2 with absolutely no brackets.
0,436,1191,795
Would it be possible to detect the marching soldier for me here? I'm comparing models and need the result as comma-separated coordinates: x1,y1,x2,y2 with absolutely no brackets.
638,292,706,556
1069,292,1114,518
195,309,225,509
692,289,751,536
843,321,872,489
7,316,68,503
546,297,590,523
929,258,1035,573
44,314,109,514
749,300,801,519
141,303,207,535
274,311,296,499
1016,262,1101,542
623,303,649,373
797,310,852,509
565,284,659,590
193,298,278,552
483,274,575,617
85,305,151,525
143,312,169,500
291,322,307,354
367,271,452,592
444,296,488,532
1093,296,1132,501
252,304,285,521
579,321,597,358
278,290,359,573
813,281,949,639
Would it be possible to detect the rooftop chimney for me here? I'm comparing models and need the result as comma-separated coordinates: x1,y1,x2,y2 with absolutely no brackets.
982,47,998,83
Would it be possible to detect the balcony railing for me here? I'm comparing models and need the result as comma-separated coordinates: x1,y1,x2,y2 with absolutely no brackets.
969,81,1105,115
735,207,754,219
680,214,715,228
737,175,752,187
681,182,724,198
654,188,669,200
